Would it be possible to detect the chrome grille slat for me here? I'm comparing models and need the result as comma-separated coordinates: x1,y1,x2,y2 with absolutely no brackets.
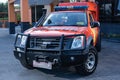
29,37,69,49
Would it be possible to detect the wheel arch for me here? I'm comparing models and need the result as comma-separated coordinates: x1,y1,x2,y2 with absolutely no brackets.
86,36,93,48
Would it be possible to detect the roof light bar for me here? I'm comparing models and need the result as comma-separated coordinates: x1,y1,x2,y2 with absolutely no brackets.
55,6,88,11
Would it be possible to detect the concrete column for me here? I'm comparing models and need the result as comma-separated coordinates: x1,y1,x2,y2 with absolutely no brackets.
8,1,16,34
29,8,32,25
20,0,30,32
50,3,54,12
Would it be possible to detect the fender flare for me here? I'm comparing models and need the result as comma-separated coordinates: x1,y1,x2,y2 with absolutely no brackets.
82,36,93,54
86,36,93,48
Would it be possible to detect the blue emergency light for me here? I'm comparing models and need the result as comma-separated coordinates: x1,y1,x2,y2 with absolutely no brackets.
55,6,88,11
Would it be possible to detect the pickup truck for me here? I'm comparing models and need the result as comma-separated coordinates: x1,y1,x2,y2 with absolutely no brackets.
14,1,101,76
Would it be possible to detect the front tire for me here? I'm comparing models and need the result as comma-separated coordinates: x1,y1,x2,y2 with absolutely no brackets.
75,46,98,76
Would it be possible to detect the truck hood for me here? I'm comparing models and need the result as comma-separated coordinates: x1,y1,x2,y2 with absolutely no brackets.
24,26,88,37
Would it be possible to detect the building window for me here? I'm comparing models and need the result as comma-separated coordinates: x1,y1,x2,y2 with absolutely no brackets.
116,0,120,15
97,0,120,23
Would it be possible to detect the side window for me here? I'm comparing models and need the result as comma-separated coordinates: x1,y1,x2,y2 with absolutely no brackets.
89,14,94,23
89,14,94,26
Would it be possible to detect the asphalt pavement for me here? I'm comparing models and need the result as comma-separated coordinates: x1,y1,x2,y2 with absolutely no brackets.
0,28,120,80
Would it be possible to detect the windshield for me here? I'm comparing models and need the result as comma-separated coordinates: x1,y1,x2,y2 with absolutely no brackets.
43,12,87,27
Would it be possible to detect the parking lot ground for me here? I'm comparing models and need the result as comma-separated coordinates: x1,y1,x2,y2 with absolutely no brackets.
0,28,120,80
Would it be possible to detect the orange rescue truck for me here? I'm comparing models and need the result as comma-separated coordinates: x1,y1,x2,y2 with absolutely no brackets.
14,1,101,76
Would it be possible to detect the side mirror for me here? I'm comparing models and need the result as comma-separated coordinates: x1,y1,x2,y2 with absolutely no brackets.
47,19,52,24
91,21,100,28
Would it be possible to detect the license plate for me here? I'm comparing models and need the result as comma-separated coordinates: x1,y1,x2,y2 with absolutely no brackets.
33,60,52,70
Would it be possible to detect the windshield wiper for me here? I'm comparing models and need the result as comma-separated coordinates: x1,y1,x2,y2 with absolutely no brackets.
64,24,83,26
44,24,86,26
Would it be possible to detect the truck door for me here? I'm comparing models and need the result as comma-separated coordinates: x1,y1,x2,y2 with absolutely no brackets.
89,13,99,45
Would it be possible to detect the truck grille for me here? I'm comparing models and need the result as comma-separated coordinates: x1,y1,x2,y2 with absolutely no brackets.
29,37,69,49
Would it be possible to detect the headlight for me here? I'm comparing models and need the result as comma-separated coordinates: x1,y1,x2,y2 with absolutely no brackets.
71,36,84,49
15,34,28,51
20,36,27,46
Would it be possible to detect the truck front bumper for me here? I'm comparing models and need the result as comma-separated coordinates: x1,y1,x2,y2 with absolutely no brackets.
14,49,88,69
14,34,88,69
